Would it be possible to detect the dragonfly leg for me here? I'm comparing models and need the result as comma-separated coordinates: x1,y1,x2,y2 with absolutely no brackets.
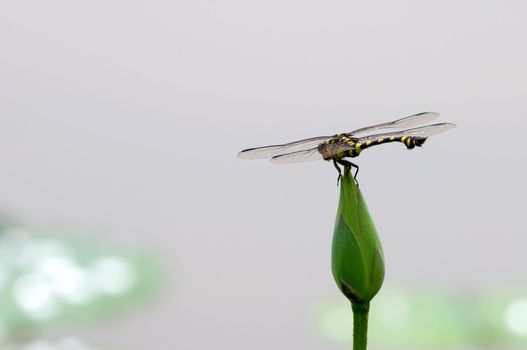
337,160,360,186
333,160,342,185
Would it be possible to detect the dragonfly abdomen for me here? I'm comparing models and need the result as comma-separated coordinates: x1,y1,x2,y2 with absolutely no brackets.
354,135,427,153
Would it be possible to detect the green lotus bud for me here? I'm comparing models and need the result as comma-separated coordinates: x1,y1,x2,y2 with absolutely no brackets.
331,169,385,305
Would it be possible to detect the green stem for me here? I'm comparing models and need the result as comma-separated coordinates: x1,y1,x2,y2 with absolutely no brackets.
352,302,369,350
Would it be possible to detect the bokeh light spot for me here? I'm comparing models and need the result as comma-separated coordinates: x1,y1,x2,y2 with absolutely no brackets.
31,239,73,266
505,298,527,336
319,304,354,343
37,256,93,304
88,257,136,295
13,273,59,320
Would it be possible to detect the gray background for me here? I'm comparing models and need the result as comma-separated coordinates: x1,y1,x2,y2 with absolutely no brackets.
1,1,526,349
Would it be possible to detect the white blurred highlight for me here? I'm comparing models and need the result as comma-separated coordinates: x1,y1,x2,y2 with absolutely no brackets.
13,273,59,320
3,228,138,322
504,298,527,336
88,257,136,295
36,256,94,304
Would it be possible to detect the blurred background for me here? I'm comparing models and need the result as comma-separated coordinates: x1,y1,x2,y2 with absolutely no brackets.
1,1,526,349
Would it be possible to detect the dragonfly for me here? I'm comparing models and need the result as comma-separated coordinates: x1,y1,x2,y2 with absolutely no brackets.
238,112,456,184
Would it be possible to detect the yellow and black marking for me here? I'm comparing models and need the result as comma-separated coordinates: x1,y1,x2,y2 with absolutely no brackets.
353,135,427,154
238,111,455,186
321,135,427,162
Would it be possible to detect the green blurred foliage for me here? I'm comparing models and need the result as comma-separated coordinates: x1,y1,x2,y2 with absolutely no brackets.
315,289,527,350
0,220,162,347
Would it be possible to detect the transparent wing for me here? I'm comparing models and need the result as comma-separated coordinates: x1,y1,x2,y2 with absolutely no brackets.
238,136,335,159
349,112,439,136
356,123,457,143
239,112,448,160
270,147,324,164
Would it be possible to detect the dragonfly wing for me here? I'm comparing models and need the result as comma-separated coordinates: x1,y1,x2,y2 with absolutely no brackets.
356,123,457,142
238,144,289,159
310,123,457,160
270,147,324,164
349,112,439,136
238,136,333,159
401,122,457,137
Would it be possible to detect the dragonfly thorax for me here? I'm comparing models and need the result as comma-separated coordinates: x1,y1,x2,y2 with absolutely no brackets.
318,136,359,160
